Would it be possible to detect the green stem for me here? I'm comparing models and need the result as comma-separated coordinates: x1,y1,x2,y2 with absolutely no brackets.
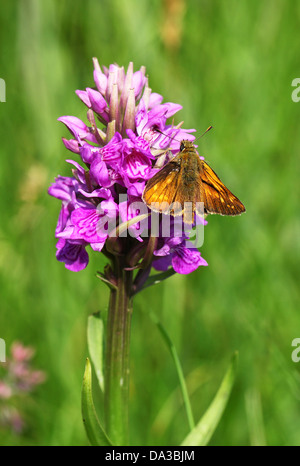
104,257,133,446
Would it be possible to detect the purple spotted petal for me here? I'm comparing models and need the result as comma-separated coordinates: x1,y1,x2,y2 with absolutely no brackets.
172,246,208,274
122,154,151,181
70,207,108,243
121,140,152,181
56,239,89,272
126,129,155,158
101,133,123,162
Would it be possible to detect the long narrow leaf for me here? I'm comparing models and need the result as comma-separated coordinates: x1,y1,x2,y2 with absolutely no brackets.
87,312,105,392
81,358,112,446
181,352,238,446
150,311,195,431
151,366,211,438
141,269,177,292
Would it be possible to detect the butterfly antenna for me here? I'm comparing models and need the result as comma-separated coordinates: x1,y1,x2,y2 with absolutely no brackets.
154,129,181,144
193,125,213,143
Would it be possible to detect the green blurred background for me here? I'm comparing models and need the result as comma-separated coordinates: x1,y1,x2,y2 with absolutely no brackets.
0,0,300,446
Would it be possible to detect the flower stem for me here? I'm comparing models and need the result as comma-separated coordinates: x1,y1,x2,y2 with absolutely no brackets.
104,257,133,446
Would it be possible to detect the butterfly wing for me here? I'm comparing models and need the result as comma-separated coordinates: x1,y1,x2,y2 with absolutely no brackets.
143,149,246,221
142,159,184,216
196,160,246,216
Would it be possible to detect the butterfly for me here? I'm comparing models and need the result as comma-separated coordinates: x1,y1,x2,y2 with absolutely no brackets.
142,136,245,224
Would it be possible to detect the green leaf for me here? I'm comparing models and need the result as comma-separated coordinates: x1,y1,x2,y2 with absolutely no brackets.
181,351,238,446
245,387,267,446
87,312,105,392
150,311,195,431
141,269,176,291
81,358,113,446
151,366,211,438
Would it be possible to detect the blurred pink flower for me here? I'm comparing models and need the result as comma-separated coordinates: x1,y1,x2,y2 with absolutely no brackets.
11,342,35,362
0,381,12,399
0,341,46,434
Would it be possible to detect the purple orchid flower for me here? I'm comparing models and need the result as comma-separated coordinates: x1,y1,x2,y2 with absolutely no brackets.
48,60,207,280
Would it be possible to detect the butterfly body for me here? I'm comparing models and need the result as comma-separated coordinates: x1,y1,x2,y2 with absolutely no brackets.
142,140,245,223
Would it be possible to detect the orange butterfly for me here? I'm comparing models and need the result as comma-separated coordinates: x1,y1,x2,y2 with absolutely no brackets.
142,135,245,224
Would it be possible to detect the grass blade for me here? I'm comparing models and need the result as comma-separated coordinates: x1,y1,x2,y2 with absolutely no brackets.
87,312,105,392
81,358,112,446
150,311,195,431
181,351,238,446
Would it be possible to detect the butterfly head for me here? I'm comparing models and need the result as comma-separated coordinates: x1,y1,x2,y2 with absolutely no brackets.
179,126,213,151
179,140,195,152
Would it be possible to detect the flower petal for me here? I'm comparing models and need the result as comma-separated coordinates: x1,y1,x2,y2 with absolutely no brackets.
172,247,208,274
86,88,109,118
56,239,89,272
